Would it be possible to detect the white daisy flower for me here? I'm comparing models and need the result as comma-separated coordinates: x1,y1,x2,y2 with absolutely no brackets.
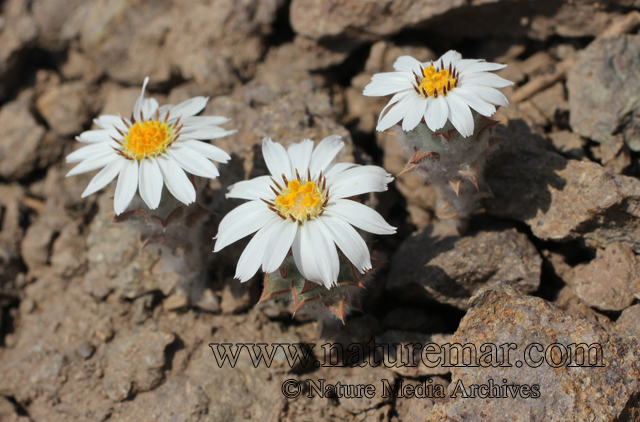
66,77,237,215
214,136,396,289
363,50,513,137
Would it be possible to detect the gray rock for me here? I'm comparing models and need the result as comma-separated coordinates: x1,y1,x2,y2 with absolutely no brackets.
485,123,640,253
387,225,541,310
568,34,640,151
572,242,640,312
424,282,640,422
0,90,47,180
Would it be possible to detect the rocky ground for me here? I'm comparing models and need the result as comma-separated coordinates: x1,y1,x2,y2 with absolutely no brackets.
0,0,640,421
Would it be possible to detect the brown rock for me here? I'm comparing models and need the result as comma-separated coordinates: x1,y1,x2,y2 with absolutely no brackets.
387,225,541,310
555,285,612,330
290,0,464,47
425,282,640,422
50,222,87,278
485,123,640,252
31,0,84,49
0,184,25,292
393,377,448,422
616,304,640,338
590,135,631,175
220,280,253,314
206,82,353,186
0,14,38,101
59,47,103,83
35,80,100,136
0,90,47,180
102,325,175,401
568,34,640,151
381,308,446,333
20,215,63,274
548,130,586,160
63,0,282,94
572,243,640,312
427,1,620,41
529,81,568,122
375,330,453,378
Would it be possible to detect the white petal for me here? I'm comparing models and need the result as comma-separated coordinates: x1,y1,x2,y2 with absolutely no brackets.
234,215,281,282
363,73,414,96
227,175,275,200
394,56,423,74
445,93,474,137
114,159,139,215
460,62,507,73
450,88,495,117
317,215,371,273
462,83,509,107
262,138,293,182
262,218,298,274
66,143,115,163
307,220,340,288
167,97,208,121
324,162,359,180
287,139,314,177
182,115,231,126
178,127,237,140
156,154,196,205
292,220,339,288
167,144,220,179
77,129,121,143
326,199,396,235
66,152,117,177
438,50,463,66
217,200,270,235
328,166,393,199
292,228,321,285
81,158,124,198
157,104,172,121
138,158,164,209
454,58,483,71
133,77,150,122
461,72,513,88
425,96,449,132
140,97,159,121
402,96,428,131
308,135,344,178
377,94,418,132
178,140,231,163
214,201,274,252
94,115,131,132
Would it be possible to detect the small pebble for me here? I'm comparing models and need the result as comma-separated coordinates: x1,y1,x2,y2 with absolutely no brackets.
78,341,96,360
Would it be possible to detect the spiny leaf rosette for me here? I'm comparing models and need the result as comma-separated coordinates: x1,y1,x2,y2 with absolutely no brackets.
364,50,513,230
65,77,236,310
259,254,385,323
214,136,396,321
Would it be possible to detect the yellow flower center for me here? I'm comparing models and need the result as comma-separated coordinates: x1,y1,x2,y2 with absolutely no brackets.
122,120,176,161
419,65,457,98
275,179,325,222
